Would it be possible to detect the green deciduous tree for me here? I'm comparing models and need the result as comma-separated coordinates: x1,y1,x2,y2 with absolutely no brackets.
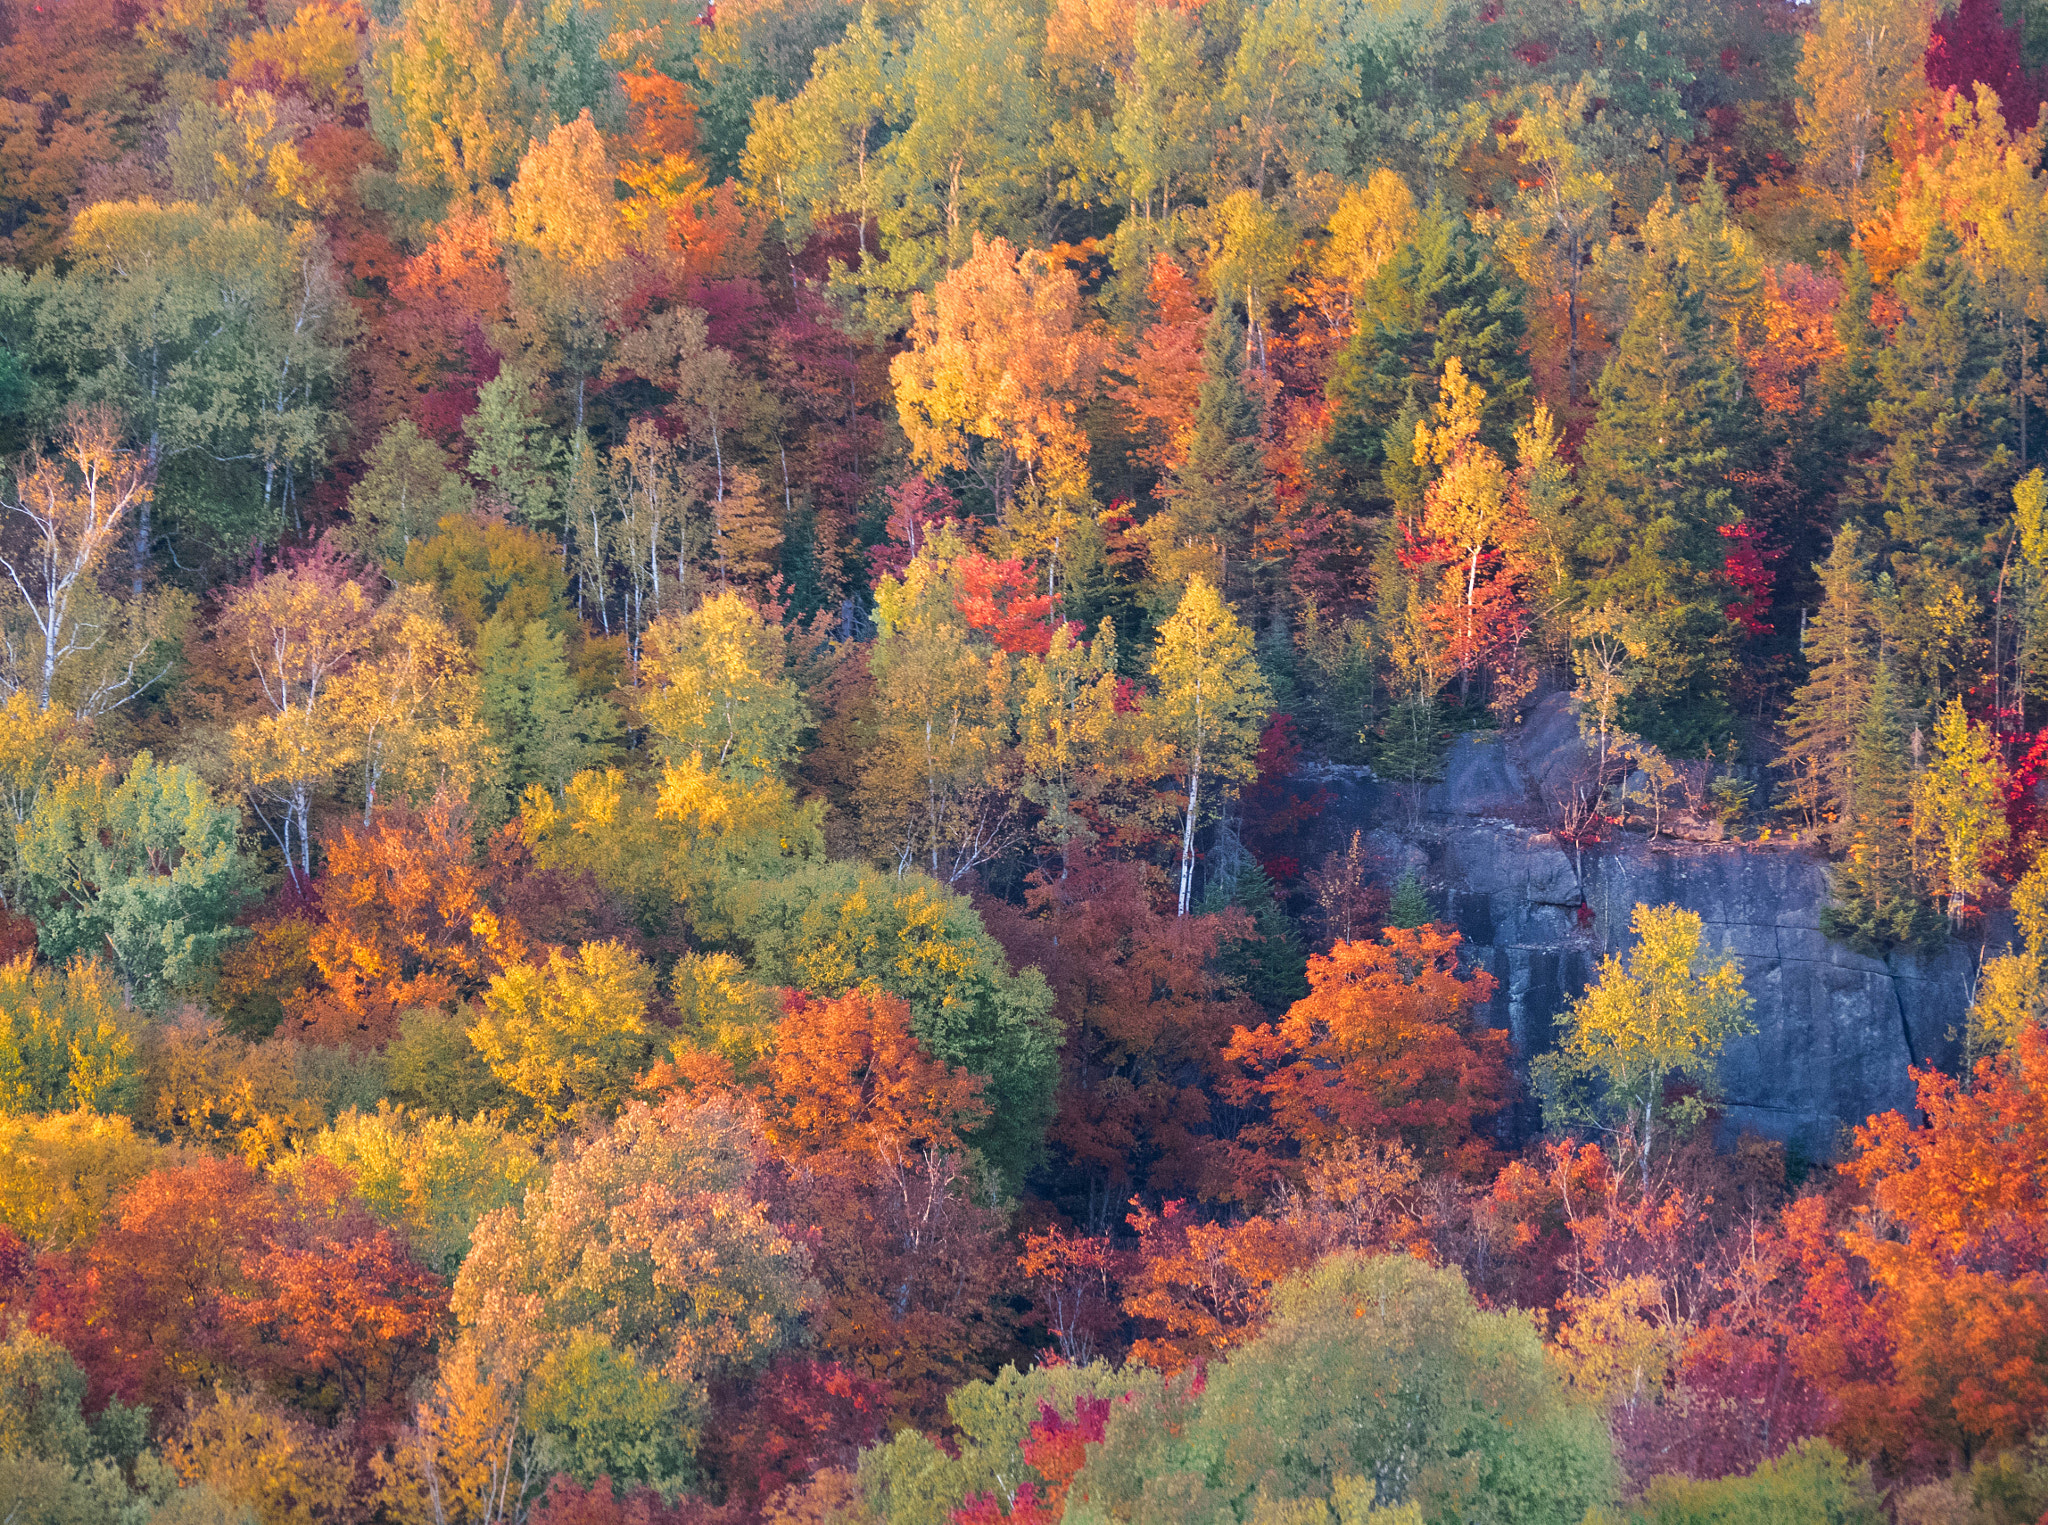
523,1330,695,1495
0,1329,125,1467
398,513,568,643
860,1361,1134,1525
1616,1440,1881,1524
859,556,1025,886
854,0,1053,314
387,1007,514,1123
347,420,478,567
368,0,613,214
1065,1253,1616,1525
18,753,251,1009
37,200,353,566
279,1102,541,1275
1218,0,1356,198
1494,81,1619,406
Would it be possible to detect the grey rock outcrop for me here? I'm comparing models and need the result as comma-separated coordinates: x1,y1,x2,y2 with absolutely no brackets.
1299,697,1978,1157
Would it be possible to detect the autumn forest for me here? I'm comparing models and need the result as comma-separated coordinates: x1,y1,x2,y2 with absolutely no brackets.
0,0,2045,1517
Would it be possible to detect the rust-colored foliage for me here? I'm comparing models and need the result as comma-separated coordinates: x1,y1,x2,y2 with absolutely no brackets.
1791,1026,2048,1473
292,798,516,1047
699,1356,891,1513
763,987,988,1162
766,1145,1015,1428
1224,926,1512,1183
40,1155,446,1422
532,1476,738,1525
980,858,1254,1210
210,916,318,1038
1017,1225,1128,1366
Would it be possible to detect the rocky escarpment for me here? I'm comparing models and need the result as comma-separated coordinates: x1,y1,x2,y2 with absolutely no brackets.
1297,696,1981,1158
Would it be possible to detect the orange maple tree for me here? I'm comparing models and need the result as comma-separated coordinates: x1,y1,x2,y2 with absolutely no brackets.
763,988,988,1162
1118,1198,1310,1373
1791,1025,2048,1473
1224,926,1512,1183
291,798,519,1046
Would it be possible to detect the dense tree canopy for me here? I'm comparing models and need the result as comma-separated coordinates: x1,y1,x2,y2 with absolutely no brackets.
0,0,2046,1517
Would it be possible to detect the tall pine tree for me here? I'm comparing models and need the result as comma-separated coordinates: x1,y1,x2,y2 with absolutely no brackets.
1868,221,2016,702
1145,309,1270,618
1323,200,1529,503
1819,247,1884,461
1576,238,1754,752
1782,522,1881,846
1821,662,1943,952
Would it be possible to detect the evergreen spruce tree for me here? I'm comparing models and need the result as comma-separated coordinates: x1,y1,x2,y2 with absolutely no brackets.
1577,240,1752,753
1201,855,1310,1016
1873,222,2014,564
1378,397,1427,528
1821,662,1942,951
1783,523,1880,846
1867,222,2016,702
1324,200,1529,498
464,373,566,534
1388,870,1431,929
1820,248,1884,458
1147,310,1269,614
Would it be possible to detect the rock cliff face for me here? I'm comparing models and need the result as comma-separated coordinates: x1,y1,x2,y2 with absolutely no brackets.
1297,696,1979,1157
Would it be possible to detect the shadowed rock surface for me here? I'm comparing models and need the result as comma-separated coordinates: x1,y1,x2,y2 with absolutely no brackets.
1296,694,1978,1157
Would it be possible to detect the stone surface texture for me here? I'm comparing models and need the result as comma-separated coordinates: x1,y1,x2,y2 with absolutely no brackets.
1296,694,1979,1156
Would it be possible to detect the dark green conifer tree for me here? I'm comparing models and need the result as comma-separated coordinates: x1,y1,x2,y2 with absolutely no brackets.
1865,222,2016,703
1872,222,2014,562
1388,870,1431,930
1577,240,1752,753
1323,200,1529,498
1149,309,1269,617
1820,662,1942,952
1820,248,1884,458
1202,856,1310,1017
1781,523,1881,847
